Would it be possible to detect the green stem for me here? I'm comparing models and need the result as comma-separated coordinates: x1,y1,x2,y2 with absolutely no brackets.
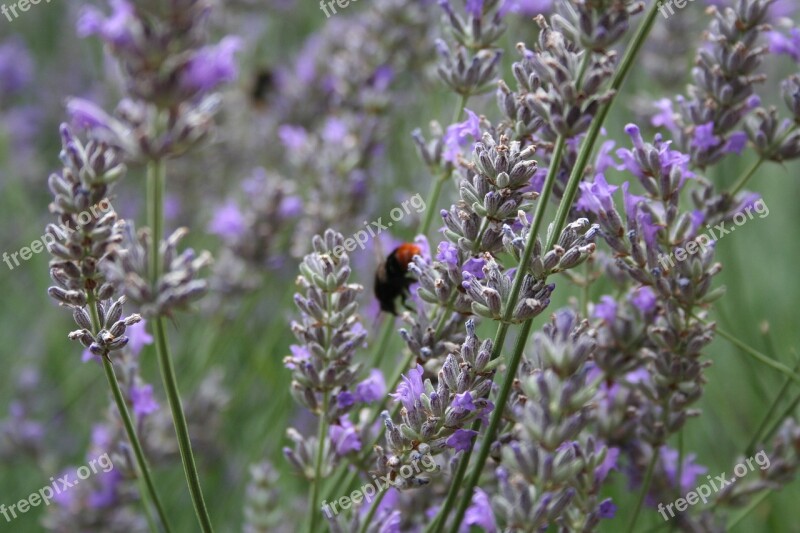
746,356,800,455
322,352,415,500
146,159,165,284
308,392,330,533
445,320,533,533
438,134,567,533
728,124,797,197
728,158,764,198
442,5,661,531
545,0,661,250
675,429,684,529
367,319,395,373
425,419,479,533
757,388,800,452
714,326,800,386
727,489,771,530
153,318,215,532
358,489,388,533
419,94,469,236
421,175,449,236
86,293,172,533
627,449,659,533
147,156,213,532
102,357,173,533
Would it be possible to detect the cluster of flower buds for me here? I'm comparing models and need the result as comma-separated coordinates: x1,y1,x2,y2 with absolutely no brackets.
285,230,366,415
283,231,385,477
375,320,498,488
401,242,473,366
68,298,142,357
47,126,122,307
436,0,506,97
209,169,302,300
412,121,455,175
581,126,721,445
46,126,146,359
442,133,540,254
493,310,617,530
398,296,468,365
67,0,241,160
243,461,283,533
674,0,773,168
461,256,555,322
497,17,617,142
552,0,643,52
102,223,212,318
502,215,599,280
745,86,800,162
715,419,800,507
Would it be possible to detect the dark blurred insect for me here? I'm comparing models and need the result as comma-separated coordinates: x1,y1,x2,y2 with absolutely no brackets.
374,243,421,315
250,68,274,107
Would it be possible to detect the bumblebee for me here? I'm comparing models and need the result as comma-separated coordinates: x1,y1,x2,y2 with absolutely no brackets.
374,243,421,315
250,68,274,107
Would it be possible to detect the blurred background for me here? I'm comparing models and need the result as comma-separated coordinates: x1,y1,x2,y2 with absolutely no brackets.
0,0,798,531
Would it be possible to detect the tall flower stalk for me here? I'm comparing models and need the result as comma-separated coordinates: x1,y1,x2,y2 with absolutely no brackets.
427,3,661,531
45,125,173,532
62,1,245,530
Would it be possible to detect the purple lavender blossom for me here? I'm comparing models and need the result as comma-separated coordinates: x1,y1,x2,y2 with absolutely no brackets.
576,175,618,214
321,117,348,143
461,488,497,533
126,320,153,357
355,369,386,403
330,418,361,455
65,98,116,132
465,0,483,18
131,383,159,418
630,287,657,314
506,0,553,16
462,257,486,279
651,98,678,134
660,447,708,493
390,364,425,411
617,124,692,181
593,296,618,324
446,428,478,452
284,345,310,370
181,36,243,95
598,499,617,519
452,391,476,414
208,201,247,239
692,122,720,151
596,447,620,483
336,391,356,409
278,125,308,152
0,38,34,97
768,28,800,62
443,109,481,163
436,241,459,265
76,0,137,49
